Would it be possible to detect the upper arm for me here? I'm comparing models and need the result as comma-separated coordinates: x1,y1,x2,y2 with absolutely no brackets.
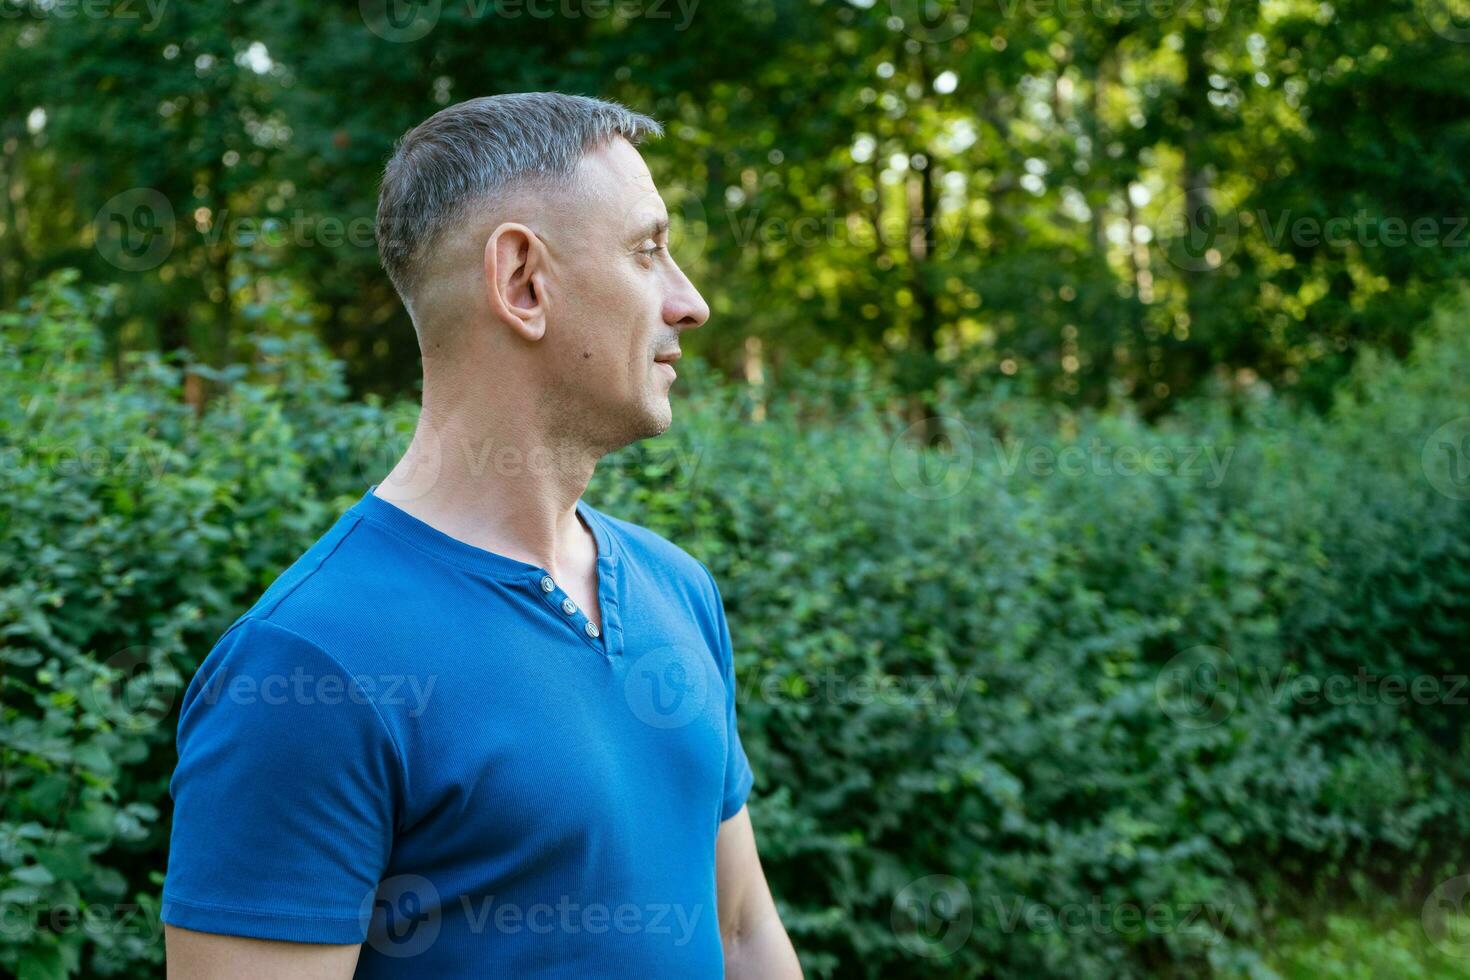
705,563,801,977
696,560,755,821
165,925,361,979
715,804,779,943
162,618,401,945
699,560,769,939
716,804,803,978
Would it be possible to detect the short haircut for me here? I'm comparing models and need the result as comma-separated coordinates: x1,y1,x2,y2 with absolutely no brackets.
375,92,662,304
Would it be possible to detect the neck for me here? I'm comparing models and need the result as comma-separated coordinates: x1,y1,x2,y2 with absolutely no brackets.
373,370,602,576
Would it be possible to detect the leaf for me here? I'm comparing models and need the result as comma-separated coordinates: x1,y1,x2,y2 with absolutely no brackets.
9,864,56,887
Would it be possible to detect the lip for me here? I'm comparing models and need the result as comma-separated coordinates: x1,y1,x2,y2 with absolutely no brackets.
653,350,680,381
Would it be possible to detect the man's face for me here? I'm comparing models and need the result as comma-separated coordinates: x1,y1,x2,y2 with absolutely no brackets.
537,137,709,451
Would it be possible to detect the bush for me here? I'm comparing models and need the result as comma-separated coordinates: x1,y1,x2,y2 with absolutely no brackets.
1,271,1466,978
1262,905,1470,980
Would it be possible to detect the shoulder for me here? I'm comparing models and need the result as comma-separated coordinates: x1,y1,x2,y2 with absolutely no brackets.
223,507,438,675
588,504,717,594
585,503,732,655
176,614,406,783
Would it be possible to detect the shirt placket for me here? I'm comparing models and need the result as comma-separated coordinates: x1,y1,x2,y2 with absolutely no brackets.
533,554,623,658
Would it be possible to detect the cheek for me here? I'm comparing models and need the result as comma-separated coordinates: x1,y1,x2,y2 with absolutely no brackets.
597,273,657,356
555,261,657,379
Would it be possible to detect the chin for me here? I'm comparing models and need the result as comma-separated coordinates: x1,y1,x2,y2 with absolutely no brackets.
634,384,674,432
601,395,671,453
638,399,673,439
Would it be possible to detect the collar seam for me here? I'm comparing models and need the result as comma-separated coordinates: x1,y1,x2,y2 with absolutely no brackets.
354,510,539,582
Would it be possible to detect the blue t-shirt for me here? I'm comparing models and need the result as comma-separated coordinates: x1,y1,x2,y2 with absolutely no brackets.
162,488,754,977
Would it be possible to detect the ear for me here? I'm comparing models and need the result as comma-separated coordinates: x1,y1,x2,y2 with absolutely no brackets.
484,223,549,342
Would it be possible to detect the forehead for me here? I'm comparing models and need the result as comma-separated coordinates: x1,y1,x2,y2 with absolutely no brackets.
571,137,667,234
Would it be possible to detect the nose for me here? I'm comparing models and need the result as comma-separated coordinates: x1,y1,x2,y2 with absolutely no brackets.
663,258,710,331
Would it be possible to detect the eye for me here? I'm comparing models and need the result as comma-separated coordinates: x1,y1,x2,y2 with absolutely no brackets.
638,243,666,258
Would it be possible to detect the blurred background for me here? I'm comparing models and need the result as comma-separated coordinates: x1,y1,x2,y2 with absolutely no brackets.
2,0,1470,977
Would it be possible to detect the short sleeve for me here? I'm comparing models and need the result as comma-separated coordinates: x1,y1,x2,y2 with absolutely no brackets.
162,617,402,943
698,562,755,822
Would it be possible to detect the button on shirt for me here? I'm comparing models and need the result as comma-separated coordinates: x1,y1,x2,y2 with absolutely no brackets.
162,488,754,978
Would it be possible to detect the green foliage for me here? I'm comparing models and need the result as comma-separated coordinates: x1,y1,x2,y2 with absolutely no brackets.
0,271,387,978
3,1,1468,408
1260,907,1470,980
2,271,1468,977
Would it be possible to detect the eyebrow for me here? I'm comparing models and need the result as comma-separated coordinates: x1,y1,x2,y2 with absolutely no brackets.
629,217,670,246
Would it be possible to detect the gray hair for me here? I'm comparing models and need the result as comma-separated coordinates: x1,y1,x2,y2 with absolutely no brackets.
375,92,662,303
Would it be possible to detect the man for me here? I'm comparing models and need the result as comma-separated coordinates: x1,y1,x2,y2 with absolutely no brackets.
162,93,801,979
